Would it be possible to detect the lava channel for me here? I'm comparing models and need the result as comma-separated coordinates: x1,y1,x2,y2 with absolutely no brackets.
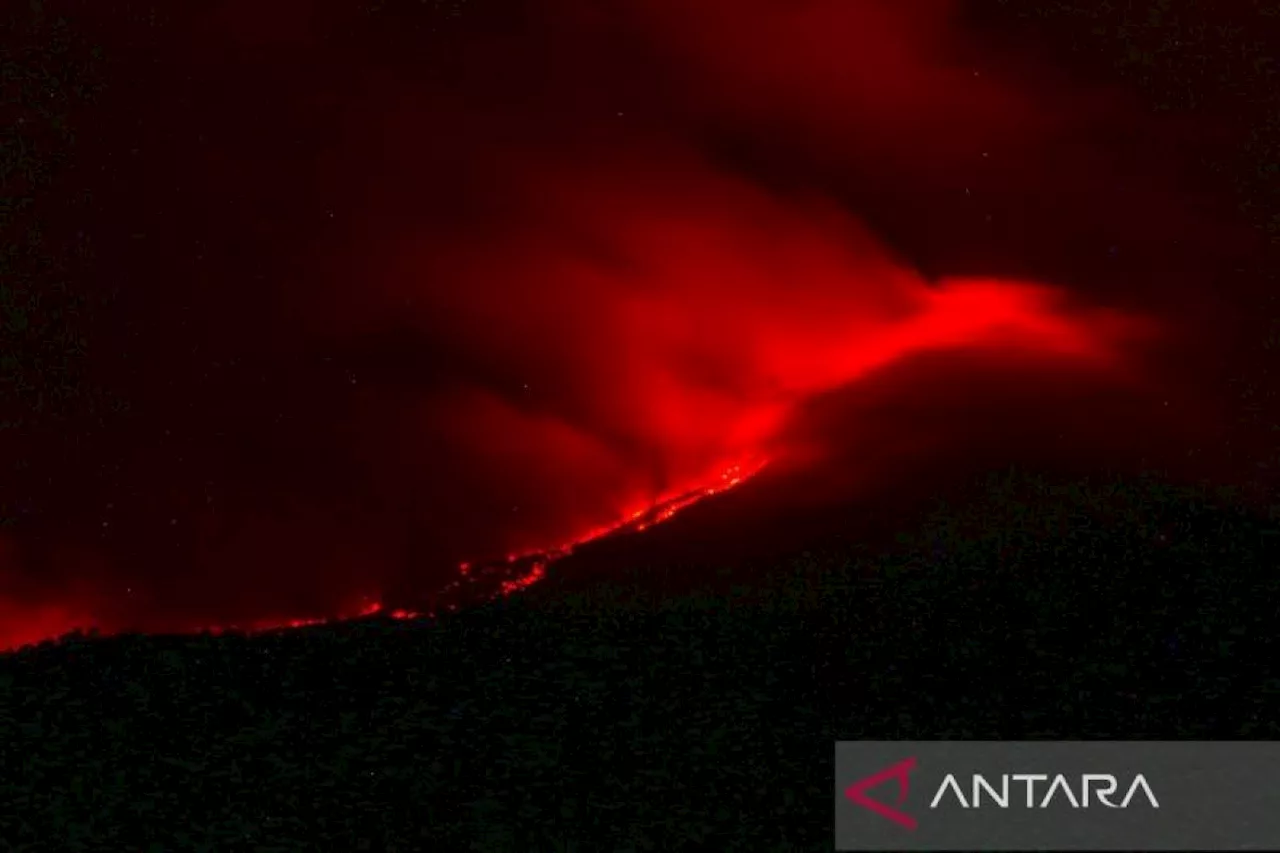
1,460,767,652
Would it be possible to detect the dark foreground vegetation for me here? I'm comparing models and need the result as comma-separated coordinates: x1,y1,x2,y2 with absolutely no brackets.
1,472,1277,851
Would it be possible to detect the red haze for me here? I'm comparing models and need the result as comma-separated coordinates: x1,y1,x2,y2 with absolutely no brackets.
0,0,1260,650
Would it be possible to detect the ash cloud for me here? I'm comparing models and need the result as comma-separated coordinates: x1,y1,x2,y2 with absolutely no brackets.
0,0,1259,646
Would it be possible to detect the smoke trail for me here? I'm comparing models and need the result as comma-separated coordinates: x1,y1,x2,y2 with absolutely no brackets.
0,0,1256,649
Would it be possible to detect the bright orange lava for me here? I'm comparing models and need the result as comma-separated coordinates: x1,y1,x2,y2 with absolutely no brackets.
0,459,767,652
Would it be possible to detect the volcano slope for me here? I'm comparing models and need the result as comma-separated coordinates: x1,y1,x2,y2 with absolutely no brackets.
3,349,1280,849
1,471,1277,850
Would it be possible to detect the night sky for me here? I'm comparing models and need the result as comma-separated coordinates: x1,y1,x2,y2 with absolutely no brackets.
2,0,1276,648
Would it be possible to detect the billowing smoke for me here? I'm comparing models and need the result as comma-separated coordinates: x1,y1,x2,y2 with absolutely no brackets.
0,0,1258,648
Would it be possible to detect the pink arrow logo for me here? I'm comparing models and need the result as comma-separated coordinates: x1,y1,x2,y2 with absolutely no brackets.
844,756,919,830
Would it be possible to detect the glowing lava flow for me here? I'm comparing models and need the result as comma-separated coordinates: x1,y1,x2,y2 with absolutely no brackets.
441,458,768,601
1,459,766,652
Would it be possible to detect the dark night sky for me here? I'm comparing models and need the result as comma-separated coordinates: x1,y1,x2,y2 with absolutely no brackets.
1,0,1276,646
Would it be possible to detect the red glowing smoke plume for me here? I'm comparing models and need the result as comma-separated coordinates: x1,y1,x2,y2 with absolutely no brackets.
0,0,1256,651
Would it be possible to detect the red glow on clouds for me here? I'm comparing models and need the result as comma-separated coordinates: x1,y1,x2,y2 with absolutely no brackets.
0,0,1255,653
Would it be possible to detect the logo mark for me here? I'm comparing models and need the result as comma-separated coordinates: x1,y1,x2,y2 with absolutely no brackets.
845,756,919,830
